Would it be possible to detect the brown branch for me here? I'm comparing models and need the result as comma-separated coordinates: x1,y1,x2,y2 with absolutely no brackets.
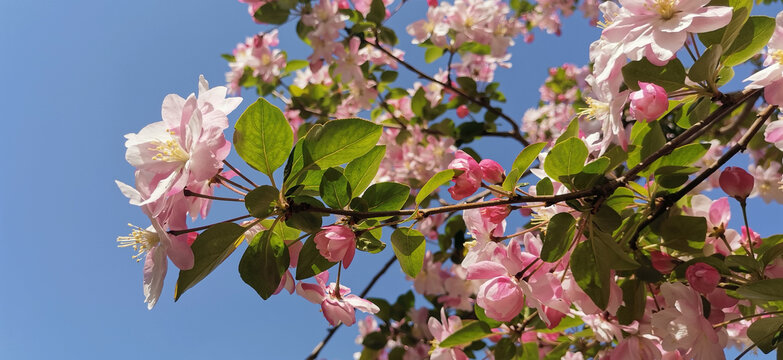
167,214,254,235
222,160,258,188
362,38,529,146
628,104,778,250
305,256,397,360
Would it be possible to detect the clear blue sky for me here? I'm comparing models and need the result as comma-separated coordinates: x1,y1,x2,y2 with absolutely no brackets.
0,1,777,359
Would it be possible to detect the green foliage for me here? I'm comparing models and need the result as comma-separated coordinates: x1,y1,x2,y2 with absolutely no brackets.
622,58,686,92
747,316,783,353
302,118,383,168
658,215,707,253
503,142,546,192
416,169,457,205
737,279,783,301
343,146,386,195
543,137,588,186
244,185,279,219
254,2,290,24
234,98,294,176
358,182,410,220
175,223,247,300
540,213,576,262
439,321,493,348
320,167,352,209
239,227,291,300
689,44,723,83
571,240,610,310
390,228,426,277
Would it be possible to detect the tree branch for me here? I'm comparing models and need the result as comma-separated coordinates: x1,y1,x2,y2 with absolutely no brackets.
362,38,529,146
628,104,778,250
305,256,397,360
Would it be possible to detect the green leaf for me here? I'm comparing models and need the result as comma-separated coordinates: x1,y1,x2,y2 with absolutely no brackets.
239,229,290,300
543,137,588,183
503,142,546,192
591,230,640,271
724,16,776,67
320,167,352,209
572,240,610,309
439,321,493,348
540,213,576,262
356,231,386,253
725,255,761,273
622,58,687,92
390,228,426,277
417,169,457,205
244,185,279,219
302,118,382,168
617,279,646,325
659,215,706,252
425,46,445,63
361,182,410,219
536,177,554,196
737,279,783,301
285,59,309,73
555,118,579,144
689,44,723,83
363,332,388,350
295,235,338,280
494,338,517,360
628,120,665,175
344,146,386,196
747,317,783,353
456,77,477,95
175,223,247,300
367,0,386,25
254,2,290,24
234,98,294,176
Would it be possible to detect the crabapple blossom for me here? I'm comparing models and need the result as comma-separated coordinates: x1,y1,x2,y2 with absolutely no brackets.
719,166,755,201
765,118,783,150
447,150,483,200
685,263,721,295
602,0,732,65
456,104,469,118
479,159,504,184
314,225,357,268
428,308,469,360
296,271,379,326
629,82,668,122
650,250,677,274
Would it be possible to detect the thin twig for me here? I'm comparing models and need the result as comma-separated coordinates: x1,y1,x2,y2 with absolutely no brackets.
305,256,397,360
223,160,258,188
167,214,254,235
183,189,244,202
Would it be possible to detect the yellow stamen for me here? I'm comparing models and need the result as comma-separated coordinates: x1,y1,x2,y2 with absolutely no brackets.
578,97,609,119
150,131,189,163
117,224,160,262
771,49,783,65
652,0,677,20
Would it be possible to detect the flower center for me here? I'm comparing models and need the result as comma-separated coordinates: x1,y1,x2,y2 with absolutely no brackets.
579,97,610,119
653,0,677,20
771,49,783,65
117,224,160,262
150,131,189,163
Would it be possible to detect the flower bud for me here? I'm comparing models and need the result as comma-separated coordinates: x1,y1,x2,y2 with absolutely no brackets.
314,225,356,268
479,159,505,184
686,263,721,294
448,150,482,200
650,251,677,274
476,276,524,322
456,104,469,118
629,82,668,122
719,167,754,201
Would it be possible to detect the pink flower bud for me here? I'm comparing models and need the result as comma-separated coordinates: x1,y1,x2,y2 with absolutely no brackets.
314,225,356,268
686,263,721,294
719,167,754,201
480,203,510,225
456,104,469,118
427,0,438,6
479,159,505,184
650,251,677,274
337,0,350,9
741,226,762,249
629,82,668,122
448,150,483,200
476,276,524,322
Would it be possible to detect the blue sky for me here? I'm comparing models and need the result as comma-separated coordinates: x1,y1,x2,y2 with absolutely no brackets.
0,1,778,359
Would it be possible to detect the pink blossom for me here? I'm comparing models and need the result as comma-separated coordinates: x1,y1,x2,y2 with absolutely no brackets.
685,263,720,294
413,252,448,295
602,0,732,65
296,271,379,326
608,335,663,360
225,31,286,94
314,225,356,268
719,166,754,201
650,250,677,274
456,104,469,118
744,11,783,106
479,159,505,184
124,76,240,211
765,118,783,151
428,308,470,360
749,163,783,203
651,283,727,359
447,150,483,200
375,125,456,188
629,82,668,121
274,240,303,295
740,226,762,250
469,261,524,321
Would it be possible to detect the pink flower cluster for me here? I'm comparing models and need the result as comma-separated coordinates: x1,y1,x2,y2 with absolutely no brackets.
446,151,504,200
116,76,242,309
296,271,380,326
375,125,456,189
744,11,783,106
226,30,286,95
